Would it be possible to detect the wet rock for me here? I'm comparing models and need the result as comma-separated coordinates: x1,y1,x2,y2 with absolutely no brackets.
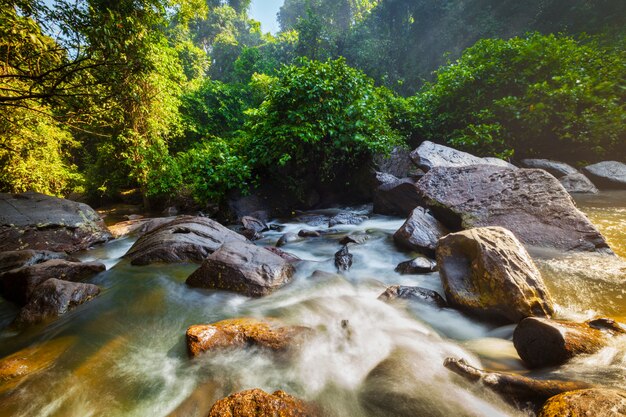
0,250,70,274
410,141,514,172
418,165,612,253
0,259,105,305
395,257,437,274
444,358,593,408
14,278,100,326
379,285,447,308
264,247,301,263
186,242,295,297
328,212,367,227
241,216,268,233
339,234,369,246
0,336,75,395
293,214,329,227
334,245,353,271
393,207,449,257
240,228,262,241
276,232,301,247
186,318,310,357
559,172,598,194
519,159,578,177
123,216,247,265
538,388,626,417
108,217,175,239
513,317,626,369
372,174,423,216
583,161,626,189
0,192,112,253
298,229,321,238
437,227,554,323
208,388,314,417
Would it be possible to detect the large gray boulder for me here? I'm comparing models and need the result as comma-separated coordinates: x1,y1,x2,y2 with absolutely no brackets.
436,227,554,323
0,192,111,253
559,172,598,194
393,207,449,257
186,241,295,297
418,165,612,253
519,159,578,177
123,216,247,265
372,173,423,216
583,161,626,189
410,141,513,172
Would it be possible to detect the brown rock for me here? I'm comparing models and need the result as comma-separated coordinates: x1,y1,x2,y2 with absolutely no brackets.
538,388,626,417
0,250,70,274
108,217,174,239
418,165,612,253
1,259,105,305
436,227,554,323
298,229,321,238
123,216,247,265
208,389,314,417
264,247,301,263
393,207,449,257
0,192,111,253
513,317,626,368
186,318,310,358
186,242,295,297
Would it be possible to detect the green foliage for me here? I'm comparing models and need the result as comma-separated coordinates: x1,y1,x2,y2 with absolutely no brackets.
413,33,626,161
245,58,400,194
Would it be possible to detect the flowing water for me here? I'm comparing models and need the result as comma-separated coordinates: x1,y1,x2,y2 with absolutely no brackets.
0,193,625,417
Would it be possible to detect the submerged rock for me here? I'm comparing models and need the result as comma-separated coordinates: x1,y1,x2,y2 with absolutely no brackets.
208,389,314,417
186,242,295,297
13,278,100,326
538,388,626,417
444,358,592,408
583,161,626,189
395,257,437,274
379,285,447,308
410,141,513,172
372,174,423,216
334,245,353,271
0,192,111,253
393,207,448,257
418,165,612,253
513,317,626,369
123,216,246,265
0,258,105,305
186,318,310,358
437,227,554,323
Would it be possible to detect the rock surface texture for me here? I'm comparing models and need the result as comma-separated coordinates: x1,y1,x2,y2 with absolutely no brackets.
372,174,423,216
418,165,612,253
393,207,448,257
395,257,437,274
513,317,626,368
0,192,111,253
186,318,309,357
410,141,513,172
379,285,447,308
186,241,295,297
538,388,626,417
436,227,554,323
558,172,599,194
583,161,626,189
208,389,314,417
124,216,247,265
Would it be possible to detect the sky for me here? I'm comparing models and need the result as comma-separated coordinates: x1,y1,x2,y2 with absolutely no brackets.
249,0,284,34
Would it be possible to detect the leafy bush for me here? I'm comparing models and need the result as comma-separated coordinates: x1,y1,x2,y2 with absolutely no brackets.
244,57,401,195
413,33,626,161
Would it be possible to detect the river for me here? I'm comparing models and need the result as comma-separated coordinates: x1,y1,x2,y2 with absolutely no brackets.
0,192,625,417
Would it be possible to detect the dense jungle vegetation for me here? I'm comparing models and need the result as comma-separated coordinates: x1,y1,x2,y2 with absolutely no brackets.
1,0,624,208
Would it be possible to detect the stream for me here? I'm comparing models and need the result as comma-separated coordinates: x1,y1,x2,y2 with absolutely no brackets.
0,192,625,417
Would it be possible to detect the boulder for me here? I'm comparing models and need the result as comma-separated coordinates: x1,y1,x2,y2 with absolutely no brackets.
241,216,268,233
444,358,593,408
107,217,175,239
379,285,447,308
208,389,314,417
298,229,321,238
393,207,449,257
583,161,626,189
395,257,437,274
372,174,423,216
418,165,612,253
559,172,598,194
519,159,578,177
264,247,301,263
0,192,111,253
538,389,626,417
186,242,295,297
374,146,417,178
186,318,310,357
410,141,514,172
328,212,367,227
0,259,105,305
0,250,70,274
436,227,554,323
334,245,353,271
14,278,100,326
276,232,301,247
513,317,626,369
123,216,247,265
